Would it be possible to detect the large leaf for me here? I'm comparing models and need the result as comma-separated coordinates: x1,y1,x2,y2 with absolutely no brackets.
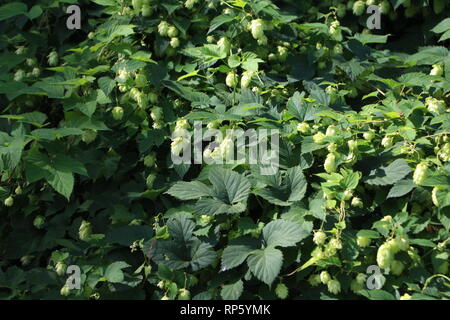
247,247,283,286
262,220,309,248
166,181,213,200
364,159,411,186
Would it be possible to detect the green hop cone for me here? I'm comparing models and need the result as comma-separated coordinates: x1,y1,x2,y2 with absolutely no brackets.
60,285,71,296
55,262,67,276
357,236,371,247
430,64,443,76
15,186,22,195
313,230,327,245
150,106,164,122
351,197,363,208
81,130,97,144
363,130,375,141
324,153,336,173
4,196,14,207
48,51,58,66
250,19,264,39
141,4,153,16
178,288,191,300
112,106,124,120
413,161,428,185
157,21,170,36
167,26,179,38
275,283,289,299
313,132,326,144
320,270,331,284
308,274,321,286
377,243,394,269
146,173,157,189
297,122,310,134
144,153,156,167
170,37,180,48
217,37,231,54
132,0,143,11
33,215,45,229
380,0,391,14
240,71,253,88
79,220,92,241
327,279,341,295
353,1,366,16
225,72,238,87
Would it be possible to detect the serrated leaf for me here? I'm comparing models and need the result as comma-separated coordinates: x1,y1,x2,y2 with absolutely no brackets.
387,179,415,199
364,159,411,186
104,261,130,283
247,247,283,286
263,220,309,248
221,280,243,300
166,181,213,200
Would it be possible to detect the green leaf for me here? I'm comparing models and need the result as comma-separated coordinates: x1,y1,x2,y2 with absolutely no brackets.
247,247,283,286
104,261,130,283
431,18,450,34
0,2,27,21
166,181,213,200
364,159,411,186
254,166,307,206
46,168,74,200
208,167,251,204
387,179,415,199
358,289,396,300
221,280,244,300
208,15,235,34
263,220,309,248
221,238,259,271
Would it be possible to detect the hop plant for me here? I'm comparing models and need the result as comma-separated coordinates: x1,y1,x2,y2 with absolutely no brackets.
81,130,97,144
313,132,326,144
55,262,67,276
170,37,180,48
178,288,191,300
308,274,321,286
413,161,428,185
141,4,152,16
275,283,289,299
324,153,336,173
313,230,327,245
150,106,164,122
157,21,170,36
357,236,371,247
33,215,45,229
381,135,393,148
250,19,265,40
14,69,25,81
353,1,366,16
15,186,22,195
297,122,310,134
47,51,58,66
430,64,443,76
241,71,253,88
132,0,143,11
217,37,231,54
320,270,331,284
144,153,156,167
380,0,391,14
426,97,446,114
377,243,394,269
60,285,71,296
351,197,363,208
4,196,14,207
79,220,92,241
363,130,375,141
327,279,341,295
225,72,238,87
146,173,157,189
112,106,124,120
167,26,179,38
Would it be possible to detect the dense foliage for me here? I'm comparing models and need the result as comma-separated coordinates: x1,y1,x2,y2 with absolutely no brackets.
0,0,449,300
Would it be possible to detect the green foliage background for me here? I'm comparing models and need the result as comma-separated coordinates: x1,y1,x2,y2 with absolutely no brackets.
0,0,449,300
